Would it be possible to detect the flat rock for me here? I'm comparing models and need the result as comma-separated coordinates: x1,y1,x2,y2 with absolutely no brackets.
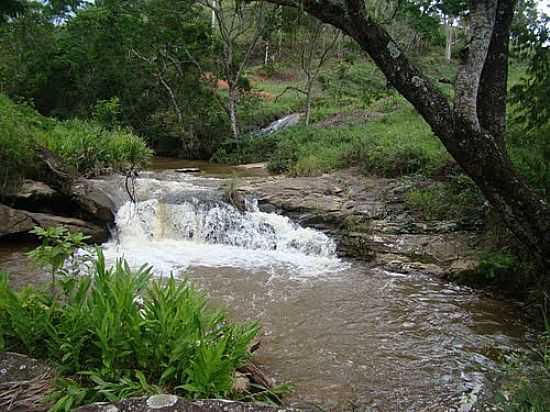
25,211,108,242
78,396,297,412
15,180,58,200
0,352,51,384
175,168,201,173
240,170,482,277
0,204,108,242
0,352,54,412
237,163,267,170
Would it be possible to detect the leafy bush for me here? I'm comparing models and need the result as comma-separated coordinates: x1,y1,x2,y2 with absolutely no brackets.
478,251,518,281
43,120,153,176
27,226,90,294
405,176,484,221
0,95,44,194
499,331,550,412
0,251,259,410
0,93,153,194
508,122,550,201
92,97,121,130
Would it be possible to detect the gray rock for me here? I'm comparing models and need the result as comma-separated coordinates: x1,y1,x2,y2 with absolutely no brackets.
78,396,297,412
0,352,51,384
24,211,108,242
239,170,481,277
0,204,34,236
0,204,108,242
15,180,58,200
72,180,116,223
0,352,53,412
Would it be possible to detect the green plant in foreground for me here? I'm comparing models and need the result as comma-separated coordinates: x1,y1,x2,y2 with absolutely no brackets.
0,250,265,410
498,326,550,412
27,226,90,294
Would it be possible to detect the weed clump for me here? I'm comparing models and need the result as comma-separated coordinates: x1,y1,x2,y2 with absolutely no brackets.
0,250,261,410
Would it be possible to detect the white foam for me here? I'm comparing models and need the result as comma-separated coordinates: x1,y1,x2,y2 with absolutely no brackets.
103,199,345,277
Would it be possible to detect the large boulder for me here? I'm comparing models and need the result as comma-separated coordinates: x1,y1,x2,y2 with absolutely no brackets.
0,204,108,242
25,211,108,242
6,180,76,215
71,180,116,224
0,204,34,236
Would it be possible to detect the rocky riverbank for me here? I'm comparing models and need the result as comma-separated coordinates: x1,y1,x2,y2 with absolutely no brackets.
0,353,294,412
1,169,485,279
0,179,115,243
239,169,483,278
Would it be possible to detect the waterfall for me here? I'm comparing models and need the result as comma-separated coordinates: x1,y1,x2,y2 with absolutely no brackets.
97,173,344,276
115,199,336,257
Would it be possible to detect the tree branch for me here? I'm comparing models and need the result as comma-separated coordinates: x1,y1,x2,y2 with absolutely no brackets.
454,0,498,131
477,0,516,147
274,86,307,102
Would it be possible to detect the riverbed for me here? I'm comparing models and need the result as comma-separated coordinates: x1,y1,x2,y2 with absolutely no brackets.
0,160,531,411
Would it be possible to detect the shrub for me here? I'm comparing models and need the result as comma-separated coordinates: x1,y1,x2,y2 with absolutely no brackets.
0,95,43,194
43,120,153,176
0,251,259,410
405,176,484,221
478,251,518,281
0,93,153,192
498,331,550,412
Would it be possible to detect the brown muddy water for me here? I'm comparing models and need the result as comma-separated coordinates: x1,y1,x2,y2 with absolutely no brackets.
0,162,531,411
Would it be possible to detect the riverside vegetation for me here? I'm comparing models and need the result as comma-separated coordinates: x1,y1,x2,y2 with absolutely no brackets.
1,228,289,411
1,0,550,410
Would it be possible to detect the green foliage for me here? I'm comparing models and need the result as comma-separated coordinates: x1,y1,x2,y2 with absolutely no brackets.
0,94,153,193
27,226,90,292
499,330,550,412
405,176,484,221
93,97,121,130
0,251,259,409
318,62,389,108
478,251,518,281
510,13,550,131
43,120,153,176
0,0,226,158
508,116,550,201
0,95,41,194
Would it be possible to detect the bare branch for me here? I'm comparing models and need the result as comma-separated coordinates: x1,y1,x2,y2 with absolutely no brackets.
274,86,307,102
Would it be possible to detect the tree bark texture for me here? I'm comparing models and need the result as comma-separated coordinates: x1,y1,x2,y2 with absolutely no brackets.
264,0,550,267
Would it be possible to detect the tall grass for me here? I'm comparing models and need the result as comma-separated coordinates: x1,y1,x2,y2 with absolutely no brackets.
0,251,259,410
0,94,152,195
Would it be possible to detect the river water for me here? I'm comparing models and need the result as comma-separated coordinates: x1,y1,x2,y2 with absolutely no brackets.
0,159,531,411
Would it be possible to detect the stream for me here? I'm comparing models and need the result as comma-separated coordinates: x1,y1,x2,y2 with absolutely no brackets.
0,159,531,411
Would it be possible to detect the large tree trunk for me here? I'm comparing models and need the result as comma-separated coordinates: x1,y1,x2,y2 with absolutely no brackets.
264,0,550,267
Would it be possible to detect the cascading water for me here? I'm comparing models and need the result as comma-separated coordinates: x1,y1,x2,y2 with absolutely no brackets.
99,171,344,276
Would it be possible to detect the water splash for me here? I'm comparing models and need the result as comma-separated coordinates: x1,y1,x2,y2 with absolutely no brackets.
103,198,344,276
